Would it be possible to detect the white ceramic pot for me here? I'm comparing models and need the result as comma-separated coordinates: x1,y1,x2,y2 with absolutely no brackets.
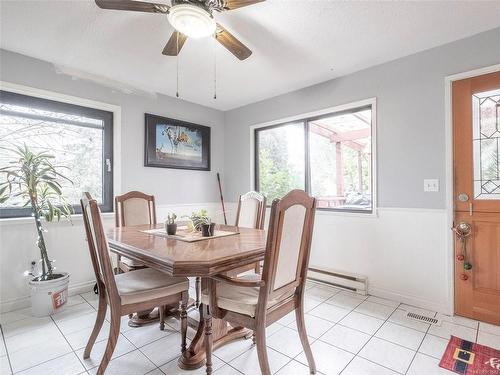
28,272,70,317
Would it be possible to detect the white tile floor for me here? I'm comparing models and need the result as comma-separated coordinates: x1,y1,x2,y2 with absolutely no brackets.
1,281,500,375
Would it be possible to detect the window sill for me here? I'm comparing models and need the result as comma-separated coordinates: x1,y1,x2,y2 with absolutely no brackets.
315,208,379,218
265,205,379,218
0,212,115,226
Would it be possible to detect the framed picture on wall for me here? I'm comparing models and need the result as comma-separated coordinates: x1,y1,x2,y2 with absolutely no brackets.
144,113,211,171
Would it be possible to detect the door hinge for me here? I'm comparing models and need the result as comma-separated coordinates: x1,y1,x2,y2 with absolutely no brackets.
106,158,112,172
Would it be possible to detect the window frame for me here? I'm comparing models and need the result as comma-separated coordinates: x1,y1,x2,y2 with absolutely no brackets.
0,89,115,218
252,98,377,215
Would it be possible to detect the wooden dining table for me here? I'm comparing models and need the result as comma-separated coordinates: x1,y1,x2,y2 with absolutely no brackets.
106,224,267,370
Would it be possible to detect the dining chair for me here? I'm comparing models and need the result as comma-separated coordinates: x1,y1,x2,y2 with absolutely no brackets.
114,191,156,273
236,190,267,275
81,192,189,375
202,190,317,375
194,191,266,308
235,190,267,230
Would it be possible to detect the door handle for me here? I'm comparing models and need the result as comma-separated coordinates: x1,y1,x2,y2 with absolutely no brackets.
453,222,471,237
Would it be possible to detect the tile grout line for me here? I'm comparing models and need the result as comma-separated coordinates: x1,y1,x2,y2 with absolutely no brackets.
0,324,14,375
403,316,432,374
145,367,164,375
50,312,89,372
290,300,350,364
75,332,143,372
80,291,180,363
12,349,75,374
4,288,495,375
310,298,431,346
314,311,428,357
128,313,226,372
338,302,404,374
272,358,293,374
63,294,155,373
223,361,245,374
99,292,232,372
75,303,229,374
273,295,427,373
134,330,180,371
3,300,95,375
403,308,443,375
310,297,420,328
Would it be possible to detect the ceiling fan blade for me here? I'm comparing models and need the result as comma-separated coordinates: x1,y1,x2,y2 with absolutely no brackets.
215,24,252,60
162,31,188,56
95,0,169,13
223,0,265,10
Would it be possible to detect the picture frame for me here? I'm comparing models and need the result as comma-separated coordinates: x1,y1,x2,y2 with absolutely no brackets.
144,113,211,171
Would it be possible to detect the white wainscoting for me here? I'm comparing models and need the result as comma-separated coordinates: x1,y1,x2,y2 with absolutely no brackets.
218,203,450,314
226,203,450,313
0,202,226,312
310,207,450,314
1,204,450,315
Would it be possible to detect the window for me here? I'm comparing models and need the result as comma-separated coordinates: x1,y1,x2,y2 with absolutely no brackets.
255,103,374,213
0,90,113,218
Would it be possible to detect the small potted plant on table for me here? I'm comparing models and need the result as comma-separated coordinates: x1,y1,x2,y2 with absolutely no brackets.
199,216,215,237
189,209,215,237
0,145,73,317
165,213,177,235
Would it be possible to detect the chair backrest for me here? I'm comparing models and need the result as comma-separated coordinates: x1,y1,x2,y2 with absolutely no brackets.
260,190,316,301
235,191,266,229
81,192,120,304
115,191,156,227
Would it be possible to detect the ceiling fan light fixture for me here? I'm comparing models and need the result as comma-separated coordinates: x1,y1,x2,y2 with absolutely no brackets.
167,4,216,39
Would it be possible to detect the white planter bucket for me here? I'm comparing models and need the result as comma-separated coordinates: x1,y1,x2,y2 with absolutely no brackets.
29,272,70,317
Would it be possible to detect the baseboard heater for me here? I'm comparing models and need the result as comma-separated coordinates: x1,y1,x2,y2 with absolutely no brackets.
307,267,368,295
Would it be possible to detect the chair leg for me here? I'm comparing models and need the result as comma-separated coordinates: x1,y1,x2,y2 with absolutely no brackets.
96,307,121,375
255,325,271,375
254,261,261,274
83,288,106,359
180,292,188,353
295,305,316,374
159,306,165,331
204,305,213,375
195,277,201,308
115,255,122,274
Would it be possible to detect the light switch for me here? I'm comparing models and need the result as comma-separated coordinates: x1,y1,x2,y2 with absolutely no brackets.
424,179,439,192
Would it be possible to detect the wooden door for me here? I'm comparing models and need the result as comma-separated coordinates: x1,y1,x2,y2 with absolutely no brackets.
453,71,500,325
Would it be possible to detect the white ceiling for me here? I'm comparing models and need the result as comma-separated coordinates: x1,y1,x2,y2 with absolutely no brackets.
2,0,500,111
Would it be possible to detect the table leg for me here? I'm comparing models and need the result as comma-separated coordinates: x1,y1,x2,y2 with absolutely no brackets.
178,304,251,370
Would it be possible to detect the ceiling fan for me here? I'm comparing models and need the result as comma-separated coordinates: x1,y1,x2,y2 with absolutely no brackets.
95,0,265,60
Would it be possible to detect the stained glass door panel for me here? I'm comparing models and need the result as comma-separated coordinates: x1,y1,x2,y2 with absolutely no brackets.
472,89,500,199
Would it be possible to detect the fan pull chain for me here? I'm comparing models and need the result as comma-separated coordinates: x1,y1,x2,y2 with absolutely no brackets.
176,32,179,98
213,31,217,100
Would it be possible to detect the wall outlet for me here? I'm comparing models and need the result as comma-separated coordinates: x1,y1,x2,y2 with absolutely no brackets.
424,179,439,192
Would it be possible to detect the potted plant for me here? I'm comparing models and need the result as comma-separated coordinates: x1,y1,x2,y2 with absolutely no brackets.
189,209,209,231
165,213,177,235
199,216,215,237
0,145,73,317
187,209,215,236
